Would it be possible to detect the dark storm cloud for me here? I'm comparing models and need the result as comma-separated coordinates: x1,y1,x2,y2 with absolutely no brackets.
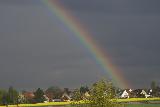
0,0,41,5
0,1,105,89
61,0,160,14
60,0,160,88
0,0,160,89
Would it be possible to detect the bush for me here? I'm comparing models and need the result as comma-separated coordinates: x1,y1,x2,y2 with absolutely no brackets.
71,79,123,107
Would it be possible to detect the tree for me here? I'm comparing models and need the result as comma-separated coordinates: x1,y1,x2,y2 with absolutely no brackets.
0,90,7,105
17,93,27,104
34,88,45,103
151,81,157,90
72,89,82,101
80,86,89,94
151,81,158,97
88,79,120,107
45,86,63,99
64,88,70,95
7,86,18,104
2,92,8,106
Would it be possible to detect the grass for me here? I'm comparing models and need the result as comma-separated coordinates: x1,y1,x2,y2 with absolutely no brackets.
125,104,160,107
0,98,160,107
116,98,160,102
0,102,70,107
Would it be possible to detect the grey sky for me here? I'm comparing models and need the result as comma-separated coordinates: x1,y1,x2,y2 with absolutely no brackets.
0,0,160,90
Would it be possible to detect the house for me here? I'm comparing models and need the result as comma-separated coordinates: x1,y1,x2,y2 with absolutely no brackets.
23,92,35,99
82,92,90,100
140,90,150,98
120,89,134,98
129,89,150,98
120,90,130,98
18,93,27,103
61,93,71,101
45,91,54,102
84,92,90,97
43,95,49,102
52,99,62,102
148,87,160,97
148,89,153,97
23,91,35,103
120,89,150,98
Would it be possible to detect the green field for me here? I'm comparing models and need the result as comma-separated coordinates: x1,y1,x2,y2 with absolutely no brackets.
0,98,160,107
123,104,160,107
0,104,160,107
116,98,160,102
66,104,160,107
65,104,160,107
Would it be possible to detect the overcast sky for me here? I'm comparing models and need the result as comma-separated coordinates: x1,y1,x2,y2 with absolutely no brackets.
0,0,160,90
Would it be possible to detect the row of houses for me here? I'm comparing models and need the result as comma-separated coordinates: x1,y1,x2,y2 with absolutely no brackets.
20,88,159,103
21,91,72,103
120,89,153,98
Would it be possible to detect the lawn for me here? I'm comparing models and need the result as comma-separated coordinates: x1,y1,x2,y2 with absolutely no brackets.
116,98,160,102
0,104,160,107
124,104,160,107
0,98,160,107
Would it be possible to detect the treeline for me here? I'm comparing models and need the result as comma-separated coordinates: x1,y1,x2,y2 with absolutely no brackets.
0,79,117,106
71,79,119,107
0,80,159,106
0,86,64,105
150,81,160,97
0,86,18,105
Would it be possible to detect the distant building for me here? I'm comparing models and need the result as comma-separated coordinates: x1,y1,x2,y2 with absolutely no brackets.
61,93,71,101
140,90,150,98
45,91,54,102
52,99,62,102
82,92,90,100
43,95,49,102
18,92,26,103
22,91,35,103
23,92,35,100
121,90,130,98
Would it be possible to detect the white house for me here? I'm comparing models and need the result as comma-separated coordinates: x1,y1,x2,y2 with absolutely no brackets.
43,95,49,102
140,90,150,98
121,90,130,98
61,93,71,101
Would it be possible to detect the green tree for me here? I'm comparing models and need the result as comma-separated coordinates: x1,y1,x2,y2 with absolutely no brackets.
151,81,158,97
2,92,8,105
80,86,89,94
71,89,83,107
17,93,27,104
46,86,63,99
64,88,70,95
72,89,82,101
88,79,120,107
34,88,45,103
151,81,157,90
0,90,7,105
71,79,121,107
7,86,18,104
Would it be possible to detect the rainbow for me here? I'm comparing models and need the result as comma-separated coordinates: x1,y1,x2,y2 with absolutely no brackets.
42,0,129,88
